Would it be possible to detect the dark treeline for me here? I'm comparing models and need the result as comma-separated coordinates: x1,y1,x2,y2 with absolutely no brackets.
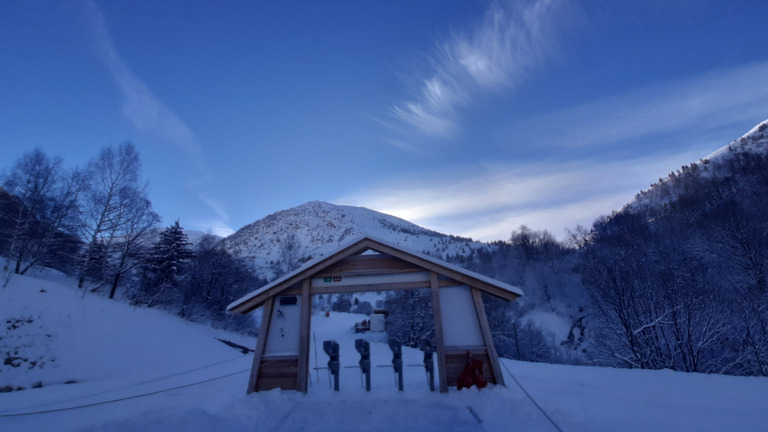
0,145,261,331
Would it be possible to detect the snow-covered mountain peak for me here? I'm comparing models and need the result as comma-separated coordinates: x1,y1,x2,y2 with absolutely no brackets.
705,118,768,162
220,201,484,279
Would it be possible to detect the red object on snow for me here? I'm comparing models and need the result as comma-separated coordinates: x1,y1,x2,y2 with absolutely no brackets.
457,350,488,390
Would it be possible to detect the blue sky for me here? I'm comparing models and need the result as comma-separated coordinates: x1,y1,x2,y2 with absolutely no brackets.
2,0,767,241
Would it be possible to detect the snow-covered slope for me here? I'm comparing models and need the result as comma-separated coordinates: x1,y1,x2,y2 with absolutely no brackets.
2,269,768,432
0,267,255,390
220,201,486,279
627,118,768,211
705,119,768,162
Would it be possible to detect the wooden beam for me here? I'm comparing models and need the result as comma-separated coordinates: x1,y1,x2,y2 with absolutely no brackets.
361,240,521,302
297,278,312,393
229,237,521,315
472,288,504,387
315,254,424,278
230,240,375,314
443,345,489,355
430,272,448,393
247,296,274,394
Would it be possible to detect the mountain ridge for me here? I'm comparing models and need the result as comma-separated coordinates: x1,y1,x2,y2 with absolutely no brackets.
626,118,768,212
219,201,485,279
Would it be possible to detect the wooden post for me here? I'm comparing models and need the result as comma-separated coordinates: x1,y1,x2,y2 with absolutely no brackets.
472,287,504,386
430,272,448,393
247,296,274,394
297,278,312,393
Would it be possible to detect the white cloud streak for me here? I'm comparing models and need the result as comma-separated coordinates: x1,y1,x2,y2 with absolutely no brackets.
85,1,233,236
337,146,716,241
513,61,768,149
366,60,768,241
391,0,571,138
86,1,203,158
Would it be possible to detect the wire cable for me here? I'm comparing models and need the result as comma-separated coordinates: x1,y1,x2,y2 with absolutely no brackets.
500,360,565,432
0,368,249,418
0,354,249,414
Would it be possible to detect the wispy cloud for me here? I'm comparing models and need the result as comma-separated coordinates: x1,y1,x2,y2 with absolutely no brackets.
193,219,235,238
85,1,202,159
337,146,715,241
84,1,233,235
196,194,234,236
390,0,573,138
512,61,768,149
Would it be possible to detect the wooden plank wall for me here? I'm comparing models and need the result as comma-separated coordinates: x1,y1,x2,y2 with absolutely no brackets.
255,356,300,391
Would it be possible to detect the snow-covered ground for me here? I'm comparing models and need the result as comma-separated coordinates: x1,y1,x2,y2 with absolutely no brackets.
2,269,767,432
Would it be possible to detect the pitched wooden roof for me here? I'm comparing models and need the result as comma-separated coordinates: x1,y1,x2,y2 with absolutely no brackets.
227,236,523,314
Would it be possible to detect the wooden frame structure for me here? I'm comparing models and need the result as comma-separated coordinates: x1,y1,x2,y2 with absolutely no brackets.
227,236,523,394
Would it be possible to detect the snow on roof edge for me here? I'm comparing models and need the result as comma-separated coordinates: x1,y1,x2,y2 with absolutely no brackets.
226,235,523,312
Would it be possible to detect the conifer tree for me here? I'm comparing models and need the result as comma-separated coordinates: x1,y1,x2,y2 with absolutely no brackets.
133,220,192,307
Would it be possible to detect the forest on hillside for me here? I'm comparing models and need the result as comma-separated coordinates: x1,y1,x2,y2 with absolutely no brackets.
0,144,260,331
439,147,768,377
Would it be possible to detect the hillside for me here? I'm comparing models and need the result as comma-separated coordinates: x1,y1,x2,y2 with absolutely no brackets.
628,118,768,211
579,118,768,376
220,201,486,279
2,268,768,431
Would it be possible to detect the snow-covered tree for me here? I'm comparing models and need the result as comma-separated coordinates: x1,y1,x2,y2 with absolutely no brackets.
131,220,192,307
384,289,434,348
179,234,259,330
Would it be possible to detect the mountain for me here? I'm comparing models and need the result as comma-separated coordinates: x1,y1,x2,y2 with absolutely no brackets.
627,118,768,211
580,118,768,376
219,201,485,279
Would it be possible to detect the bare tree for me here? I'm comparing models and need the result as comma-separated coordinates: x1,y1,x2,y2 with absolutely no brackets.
76,142,150,291
1,148,84,283
273,233,304,278
106,191,159,298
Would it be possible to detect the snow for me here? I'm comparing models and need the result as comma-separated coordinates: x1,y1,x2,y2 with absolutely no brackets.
521,309,572,344
3,268,768,431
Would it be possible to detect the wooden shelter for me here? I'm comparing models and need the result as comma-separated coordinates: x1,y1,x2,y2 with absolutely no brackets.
227,236,523,394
